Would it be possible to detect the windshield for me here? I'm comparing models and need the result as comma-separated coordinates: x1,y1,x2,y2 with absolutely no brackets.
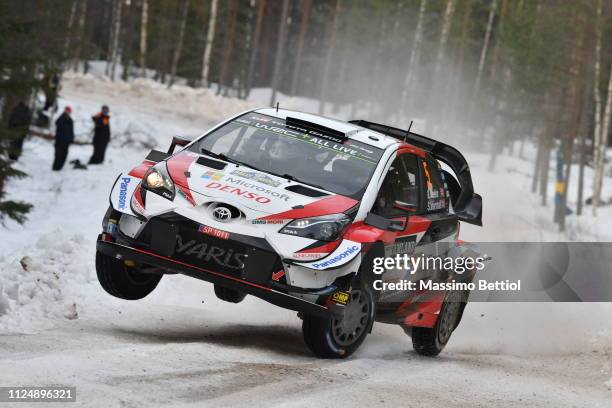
188,113,383,198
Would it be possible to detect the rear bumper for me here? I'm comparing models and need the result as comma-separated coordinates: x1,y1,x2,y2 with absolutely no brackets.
96,236,340,318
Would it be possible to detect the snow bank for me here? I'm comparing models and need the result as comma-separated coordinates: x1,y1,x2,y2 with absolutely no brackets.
0,232,95,332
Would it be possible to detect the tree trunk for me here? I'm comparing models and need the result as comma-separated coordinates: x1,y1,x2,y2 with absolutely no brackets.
473,0,497,96
139,0,149,77
72,0,88,71
217,0,238,96
269,0,291,106
401,0,428,112
318,0,341,115
201,0,219,87
109,0,123,80
433,0,456,81
168,0,190,89
63,0,78,60
246,0,266,95
289,0,312,96
592,0,603,214
593,64,612,211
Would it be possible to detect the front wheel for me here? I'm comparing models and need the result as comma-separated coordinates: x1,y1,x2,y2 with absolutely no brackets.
96,251,162,300
302,287,375,358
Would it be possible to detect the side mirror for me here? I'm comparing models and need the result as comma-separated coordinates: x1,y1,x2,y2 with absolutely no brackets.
364,213,406,232
168,135,192,154
393,200,417,212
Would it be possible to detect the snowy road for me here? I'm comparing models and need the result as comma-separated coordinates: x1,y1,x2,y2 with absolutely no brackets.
1,74,611,407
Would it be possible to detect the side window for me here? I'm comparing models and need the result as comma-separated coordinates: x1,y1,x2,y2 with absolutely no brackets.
421,157,448,213
373,154,420,217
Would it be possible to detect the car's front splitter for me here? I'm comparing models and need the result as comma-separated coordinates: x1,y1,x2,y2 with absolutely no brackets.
96,236,342,319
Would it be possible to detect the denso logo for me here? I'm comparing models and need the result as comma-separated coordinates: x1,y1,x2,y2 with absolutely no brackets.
204,182,272,203
312,245,360,269
118,177,131,209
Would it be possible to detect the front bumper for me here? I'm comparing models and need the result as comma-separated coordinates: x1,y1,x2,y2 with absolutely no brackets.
97,235,344,318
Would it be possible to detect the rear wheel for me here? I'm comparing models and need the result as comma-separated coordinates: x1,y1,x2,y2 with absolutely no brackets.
96,251,162,300
302,286,375,358
411,290,465,356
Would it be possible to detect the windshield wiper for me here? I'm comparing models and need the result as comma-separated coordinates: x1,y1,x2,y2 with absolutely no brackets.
201,148,266,173
280,173,325,191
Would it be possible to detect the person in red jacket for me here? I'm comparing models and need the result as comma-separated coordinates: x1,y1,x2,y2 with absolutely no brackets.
89,105,110,164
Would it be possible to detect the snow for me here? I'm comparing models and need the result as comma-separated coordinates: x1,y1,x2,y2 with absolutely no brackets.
0,73,611,407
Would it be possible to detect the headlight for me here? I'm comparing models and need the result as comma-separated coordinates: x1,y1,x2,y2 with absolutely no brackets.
142,164,175,200
280,214,351,242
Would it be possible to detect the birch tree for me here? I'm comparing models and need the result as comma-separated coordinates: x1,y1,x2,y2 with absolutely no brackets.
108,0,123,80
201,0,219,87
140,0,148,77
270,0,291,106
473,0,497,95
318,0,341,115
401,0,428,111
168,0,190,89
592,0,604,214
290,0,312,95
246,0,266,95
433,0,456,81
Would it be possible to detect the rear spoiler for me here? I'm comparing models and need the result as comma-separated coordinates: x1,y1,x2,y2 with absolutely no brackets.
349,119,482,226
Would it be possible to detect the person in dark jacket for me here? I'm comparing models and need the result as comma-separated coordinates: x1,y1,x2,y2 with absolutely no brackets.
52,106,74,171
7,101,32,161
89,105,110,164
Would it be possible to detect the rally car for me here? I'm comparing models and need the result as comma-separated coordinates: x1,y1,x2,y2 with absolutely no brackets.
96,108,483,358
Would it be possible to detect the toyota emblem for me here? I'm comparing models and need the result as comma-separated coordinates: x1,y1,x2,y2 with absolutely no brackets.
212,206,232,222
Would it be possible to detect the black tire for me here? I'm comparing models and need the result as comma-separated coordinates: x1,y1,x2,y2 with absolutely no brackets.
96,251,162,300
411,290,465,357
214,285,247,303
302,286,375,358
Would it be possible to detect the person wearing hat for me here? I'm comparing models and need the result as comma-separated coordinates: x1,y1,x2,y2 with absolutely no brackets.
52,106,75,171
89,105,111,164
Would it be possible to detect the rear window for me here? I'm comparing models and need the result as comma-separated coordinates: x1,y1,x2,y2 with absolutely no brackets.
188,113,383,198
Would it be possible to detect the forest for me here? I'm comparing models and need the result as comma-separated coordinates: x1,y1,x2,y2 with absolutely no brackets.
1,0,611,232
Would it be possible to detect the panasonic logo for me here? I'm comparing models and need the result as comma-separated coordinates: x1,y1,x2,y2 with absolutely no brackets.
118,177,131,209
312,245,359,269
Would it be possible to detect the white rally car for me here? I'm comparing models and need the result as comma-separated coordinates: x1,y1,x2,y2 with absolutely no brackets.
97,108,482,358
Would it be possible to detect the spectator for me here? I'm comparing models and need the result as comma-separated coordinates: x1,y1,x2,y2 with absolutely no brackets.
89,105,111,164
7,101,32,161
52,106,74,171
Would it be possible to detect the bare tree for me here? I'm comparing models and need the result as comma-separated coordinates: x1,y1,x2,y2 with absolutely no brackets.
290,0,312,95
217,0,238,95
473,0,497,96
592,0,604,214
168,0,190,88
107,0,123,80
433,0,457,80
140,0,149,77
401,0,428,111
72,0,88,71
318,0,341,115
593,64,612,213
270,0,291,106
63,0,78,60
246,0,266,94
201,0,219,87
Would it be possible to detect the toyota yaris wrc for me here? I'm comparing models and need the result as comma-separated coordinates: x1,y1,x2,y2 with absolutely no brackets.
96,108,483,358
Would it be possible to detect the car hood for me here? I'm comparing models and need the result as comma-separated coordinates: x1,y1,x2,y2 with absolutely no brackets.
166,151,358,217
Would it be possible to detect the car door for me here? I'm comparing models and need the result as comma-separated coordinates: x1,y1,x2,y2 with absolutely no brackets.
371,153,425,302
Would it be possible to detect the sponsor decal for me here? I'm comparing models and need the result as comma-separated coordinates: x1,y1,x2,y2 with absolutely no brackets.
198,224,230,240
251,219,286,225
384,237,417,258
226,176,289,201
312,245,360,269
271,270,285,282
331,291,350,305
204,182,272,204
306,136,357,155
292,252,326,260
427,199,446,211
175,235,246,270
230,169,282,187
201,170,224,181
118,177,131,209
